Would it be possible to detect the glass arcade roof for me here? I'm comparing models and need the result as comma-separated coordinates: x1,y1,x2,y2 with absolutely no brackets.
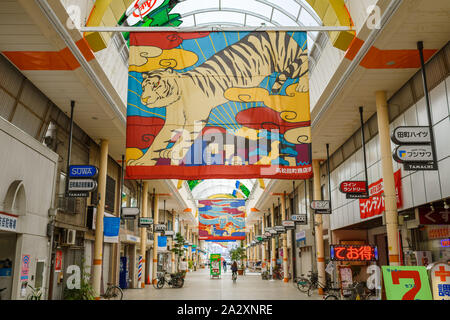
170,0,327,71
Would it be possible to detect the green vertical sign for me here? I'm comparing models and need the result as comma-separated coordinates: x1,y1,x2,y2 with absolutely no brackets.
382,266,433,300
210,254,221,277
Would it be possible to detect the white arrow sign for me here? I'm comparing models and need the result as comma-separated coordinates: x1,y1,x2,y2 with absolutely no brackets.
424,211,436,223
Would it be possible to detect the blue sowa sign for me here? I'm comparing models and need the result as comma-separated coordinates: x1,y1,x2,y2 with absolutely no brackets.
69,165,98,178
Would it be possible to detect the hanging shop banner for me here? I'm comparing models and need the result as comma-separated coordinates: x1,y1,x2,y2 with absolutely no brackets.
55,250,63,273
104,217,121,243
158,236,168,252
359,169,403,219
198,199,245,240
125,31,312,180
382,266,433,300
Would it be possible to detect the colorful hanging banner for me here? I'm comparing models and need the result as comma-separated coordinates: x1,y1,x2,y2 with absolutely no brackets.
125,31,312,180
198,199,246,240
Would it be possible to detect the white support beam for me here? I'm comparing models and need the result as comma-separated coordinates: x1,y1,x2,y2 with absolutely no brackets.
80,26,354,33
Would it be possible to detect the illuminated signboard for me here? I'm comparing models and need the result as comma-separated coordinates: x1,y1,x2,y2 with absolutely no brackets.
441,239,450,248
330,245,378,261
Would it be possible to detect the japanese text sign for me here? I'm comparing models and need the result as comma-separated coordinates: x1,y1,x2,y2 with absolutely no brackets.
394,145,434,163
0,212,17,232
339,181,367,194
330,245,378,261
382,266,433,300
360,169,402,219
391,126,431,145
427,263,450,300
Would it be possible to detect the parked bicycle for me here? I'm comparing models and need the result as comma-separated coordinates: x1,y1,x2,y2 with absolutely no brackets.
296,271,336,296
324,281,377,300
101,283,123,300
153,272,184,289
261,271,270,280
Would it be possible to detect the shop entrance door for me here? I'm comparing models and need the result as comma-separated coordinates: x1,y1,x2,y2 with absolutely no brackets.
375,234,389,266
0,232,17,300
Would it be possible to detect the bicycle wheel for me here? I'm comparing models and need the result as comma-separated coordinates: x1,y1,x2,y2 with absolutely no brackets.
366,292,378,300
307,282,318,297
176,277,184,288
156,278,165,289
106,286,123,300
324,294,339,300
152,278,160,289
296,277,310,293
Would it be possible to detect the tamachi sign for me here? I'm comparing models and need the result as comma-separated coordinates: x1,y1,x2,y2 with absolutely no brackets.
125,31,312,180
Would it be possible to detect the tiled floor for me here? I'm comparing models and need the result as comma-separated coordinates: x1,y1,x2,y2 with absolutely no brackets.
122,268,323,300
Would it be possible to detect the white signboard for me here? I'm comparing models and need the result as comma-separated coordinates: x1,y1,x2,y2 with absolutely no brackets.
391,126,431,145
427,262,450,300
68,179,97,192
291,214,307,224
0,213,17,232
282,220,295,229
295,230,306,241
310,200,330,210
125,0,165,26
394,145,434,163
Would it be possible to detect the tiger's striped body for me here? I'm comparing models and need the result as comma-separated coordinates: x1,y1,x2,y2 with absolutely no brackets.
131,31,308,166
184,31,308,95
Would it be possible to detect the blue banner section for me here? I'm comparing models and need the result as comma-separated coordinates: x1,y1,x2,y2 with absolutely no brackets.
158,236,167,248
104,217,120,237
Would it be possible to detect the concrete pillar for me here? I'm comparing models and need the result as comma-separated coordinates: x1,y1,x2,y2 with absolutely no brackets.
92,139,108,299
281,194,289,282
152,194,159,283
270,204,276,273
261,216,266,271
313,159,326,295
376,91,400,266
139,182,149,288
172,209,176,273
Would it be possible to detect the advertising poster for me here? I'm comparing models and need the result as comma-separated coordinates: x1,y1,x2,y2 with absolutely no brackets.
382,266,433,300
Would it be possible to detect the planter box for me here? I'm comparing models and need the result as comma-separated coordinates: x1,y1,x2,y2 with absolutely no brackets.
237,269,244,275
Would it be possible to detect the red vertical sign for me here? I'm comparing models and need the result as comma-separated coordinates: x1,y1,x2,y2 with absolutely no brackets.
55,250,63,272
359,169,403,219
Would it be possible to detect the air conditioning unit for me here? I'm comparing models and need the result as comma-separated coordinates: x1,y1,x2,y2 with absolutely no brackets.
62,229,76,245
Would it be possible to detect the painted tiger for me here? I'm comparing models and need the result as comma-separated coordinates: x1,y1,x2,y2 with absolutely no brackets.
128,31,309,166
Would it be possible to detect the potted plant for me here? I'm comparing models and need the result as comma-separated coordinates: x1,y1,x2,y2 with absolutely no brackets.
170,232,187,277
230,245,247,275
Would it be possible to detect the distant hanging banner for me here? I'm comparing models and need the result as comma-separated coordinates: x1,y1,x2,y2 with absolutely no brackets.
125,31,312,180
198,199,246,240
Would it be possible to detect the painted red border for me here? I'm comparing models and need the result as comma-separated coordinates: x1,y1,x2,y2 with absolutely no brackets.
126,165,313,180
0,211,18,218
199,236,245,240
